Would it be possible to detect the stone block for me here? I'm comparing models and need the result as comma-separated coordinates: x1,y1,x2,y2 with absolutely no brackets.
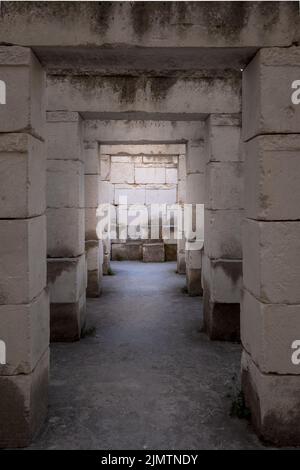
85,207,98,241
243,218,300,304
243,47,300,140
110,162,134,184
114,185,146,205
178,154,186,180
0,289,49,376
202,254,242,304
164,242,177,261
100,154,110,181
47,255,86,304
0,134,46,218
46,111,83,161
241,288,300,375
177,180,186,204
47,159,84,209
111,243,127,261
84,141,99,175
186,268,202,296
0,46,45,138
143,243,165,262
204,209,244,259
145,187,177,205
0,216,46,305
203,293,240,342
85,174,99,208
166,168,178,184
206,119,241,162
47,208,85,257
50,293,86,342
135,166,166,184
186,140,205,173
245,134,300,220
205,162,243,210
242,350,300,446
0,349,49,448
186,173,205,204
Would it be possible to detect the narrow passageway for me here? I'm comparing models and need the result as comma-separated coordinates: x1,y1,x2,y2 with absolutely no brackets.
30,262,263,450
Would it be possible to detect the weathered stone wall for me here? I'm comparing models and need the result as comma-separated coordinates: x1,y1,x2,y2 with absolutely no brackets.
0,46,49,448
99,144,181,262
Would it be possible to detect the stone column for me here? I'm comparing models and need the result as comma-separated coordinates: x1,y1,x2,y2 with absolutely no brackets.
177,154,186,274
203,114,243,341
185,140,205,295
0,47,49,447
46,111,86,341
99,152,113,274
84,141,103,296
242,47,300,445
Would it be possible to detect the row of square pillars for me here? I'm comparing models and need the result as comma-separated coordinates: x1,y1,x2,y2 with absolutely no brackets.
0,45,299,447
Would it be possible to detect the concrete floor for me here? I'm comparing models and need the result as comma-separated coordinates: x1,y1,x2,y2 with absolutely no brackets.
30,261,265,450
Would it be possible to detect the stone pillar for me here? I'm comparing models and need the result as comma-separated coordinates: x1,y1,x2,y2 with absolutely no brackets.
185,140,205,295
241,47,300,445
84,141,103,296
46,111,86,342
0,47,49,447
177,154,186,274
99,152,113,274
203,114,243,341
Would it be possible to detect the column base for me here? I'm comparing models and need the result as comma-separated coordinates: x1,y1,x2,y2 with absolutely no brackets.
0,350,49,448
203,291,240,341
50,294,86,342
242,350,300,446
86,270,102,298
186,268,203,296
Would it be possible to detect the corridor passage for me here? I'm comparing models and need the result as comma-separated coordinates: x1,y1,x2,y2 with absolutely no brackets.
30,262,264,450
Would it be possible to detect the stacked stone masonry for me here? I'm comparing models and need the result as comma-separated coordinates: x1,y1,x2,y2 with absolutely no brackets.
46,111,86,341
241,47,300,446
0,46,49,448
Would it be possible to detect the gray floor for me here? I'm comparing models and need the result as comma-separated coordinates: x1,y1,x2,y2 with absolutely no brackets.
30,261,265,450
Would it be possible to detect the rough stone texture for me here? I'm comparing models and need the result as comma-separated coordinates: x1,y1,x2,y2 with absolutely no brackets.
46,112,83,161
47,160,84,209
47,208,85,257
177,238,186,274
84,141,99,175
0,289,49,376
205,162,243,210
0,216,46,305
0,134,46,218
186,140,205,173
0,350,49,448
245,134,300,221
164,242,177,262
242,350,300,446
110,162,134,184
143,243,165,263
203,255,242,304
241,289,300,375
50,294,86,343
47,255,86,304
186,173,205,204
0,46,45,139
205,114,241,162
243,218,300,304
243,47,300,141
86,240,103,297
85,174,99,208
204,209,243,259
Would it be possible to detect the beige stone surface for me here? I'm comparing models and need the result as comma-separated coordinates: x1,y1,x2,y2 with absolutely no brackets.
0,216,46,305
243,218,300,304
47,254,86,303
0,289,49,375
241,288,300,375
47,208,85,257
47,160,84,209
245,134,300,220
0,134,46,218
